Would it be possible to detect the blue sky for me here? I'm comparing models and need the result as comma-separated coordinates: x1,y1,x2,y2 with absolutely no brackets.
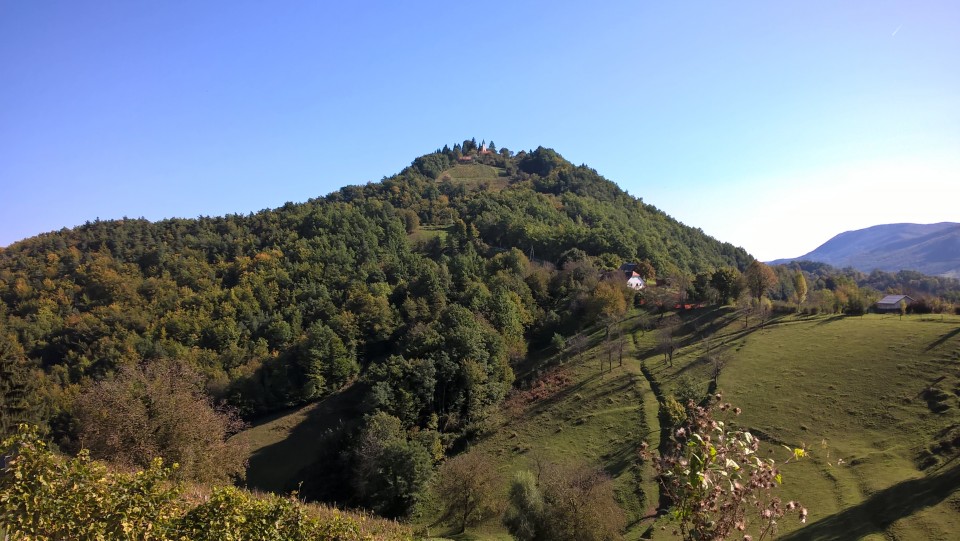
1,1,957,261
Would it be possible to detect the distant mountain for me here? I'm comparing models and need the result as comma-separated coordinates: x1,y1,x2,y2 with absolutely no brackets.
771,222,960,278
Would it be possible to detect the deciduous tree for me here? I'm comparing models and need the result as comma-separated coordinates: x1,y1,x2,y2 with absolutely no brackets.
792,270,808,312
710,267,743,305
433,452,501,533
353,412,433,518
73,359,247,485
744,261,778,305
657,315,681,367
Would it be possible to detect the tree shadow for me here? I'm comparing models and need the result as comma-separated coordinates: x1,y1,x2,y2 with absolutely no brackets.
815,315,846,326
244,382,366,501
524,369,626,417
779,462,960,541
925,326,960,352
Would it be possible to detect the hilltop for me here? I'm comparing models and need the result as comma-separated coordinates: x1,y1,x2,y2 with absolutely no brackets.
771,222,960,278
0,140,749,515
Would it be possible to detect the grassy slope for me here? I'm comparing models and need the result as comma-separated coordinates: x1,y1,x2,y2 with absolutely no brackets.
439,164,507,191
240,312,661,539
421,313,659,540
240,308,960,540
638,310,960,540
238,382,365,495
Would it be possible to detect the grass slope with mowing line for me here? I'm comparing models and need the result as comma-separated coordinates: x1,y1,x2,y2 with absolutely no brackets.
637,309,960,540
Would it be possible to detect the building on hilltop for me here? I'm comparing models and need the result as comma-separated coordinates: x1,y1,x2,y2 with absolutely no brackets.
875,294,915,312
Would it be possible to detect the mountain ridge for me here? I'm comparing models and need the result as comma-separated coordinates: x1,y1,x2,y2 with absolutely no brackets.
769,222,960,278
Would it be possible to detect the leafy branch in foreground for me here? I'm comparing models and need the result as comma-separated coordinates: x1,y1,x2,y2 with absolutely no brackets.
0,426,413,540
641,395,808,541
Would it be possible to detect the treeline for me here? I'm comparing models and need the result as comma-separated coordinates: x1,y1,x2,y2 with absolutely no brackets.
765,261,960,315
0,140,750,515
666,260,960,317
787,261,960,304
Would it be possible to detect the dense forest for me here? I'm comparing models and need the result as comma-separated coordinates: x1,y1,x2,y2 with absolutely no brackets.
1,140,956,519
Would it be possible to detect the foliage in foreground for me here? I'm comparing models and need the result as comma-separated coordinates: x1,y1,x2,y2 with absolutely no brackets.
0,427,412,541
643,396,807,540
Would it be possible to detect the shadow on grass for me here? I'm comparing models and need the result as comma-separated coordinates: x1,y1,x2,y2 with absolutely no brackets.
603,438,642,479
925,326,960,352
245,382,366,500
525,369,629,418
815,315,847,326
779,462,960,541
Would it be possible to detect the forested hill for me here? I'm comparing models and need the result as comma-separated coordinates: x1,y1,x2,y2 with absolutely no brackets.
0,142,749,497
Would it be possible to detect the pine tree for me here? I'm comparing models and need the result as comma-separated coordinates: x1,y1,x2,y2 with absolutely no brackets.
0,332,40,438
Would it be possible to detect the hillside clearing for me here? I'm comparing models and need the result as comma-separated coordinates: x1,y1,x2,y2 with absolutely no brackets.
439,164,509,191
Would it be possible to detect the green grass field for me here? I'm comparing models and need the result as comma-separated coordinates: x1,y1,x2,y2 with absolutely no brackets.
238,382,365,495
408,224,451,245
241,308,960,540
638,310,960,540
439,164,509,191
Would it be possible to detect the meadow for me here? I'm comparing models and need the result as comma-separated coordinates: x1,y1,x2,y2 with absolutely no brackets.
639,310,960,540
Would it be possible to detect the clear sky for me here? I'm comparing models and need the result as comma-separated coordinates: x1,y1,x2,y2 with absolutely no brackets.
1,1,957,261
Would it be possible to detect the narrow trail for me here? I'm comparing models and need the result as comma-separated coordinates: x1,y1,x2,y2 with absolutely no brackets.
631,330,669,523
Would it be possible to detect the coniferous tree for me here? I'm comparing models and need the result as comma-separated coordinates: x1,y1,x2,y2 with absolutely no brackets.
0,331,41,438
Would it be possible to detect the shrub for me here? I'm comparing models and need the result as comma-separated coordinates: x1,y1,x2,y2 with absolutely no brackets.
503,461,624,541
73,359,247,485
770,301,794,315
0,426,414,540
0,426,182,540
503,470,543,541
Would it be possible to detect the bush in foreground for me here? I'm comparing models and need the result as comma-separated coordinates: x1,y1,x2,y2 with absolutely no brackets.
0,426,412,541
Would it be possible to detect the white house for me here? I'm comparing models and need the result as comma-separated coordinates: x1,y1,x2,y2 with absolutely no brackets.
617,263,647,290
626,274,646,290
